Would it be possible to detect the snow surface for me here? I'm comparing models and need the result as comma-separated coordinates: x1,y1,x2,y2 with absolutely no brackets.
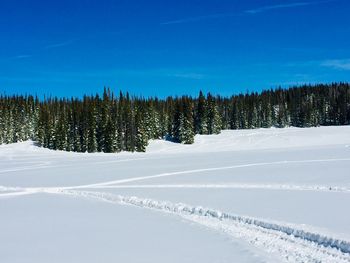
1,126,350,262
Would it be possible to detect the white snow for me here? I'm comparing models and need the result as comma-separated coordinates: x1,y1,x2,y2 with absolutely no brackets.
147,126,350,153
1,126,350,262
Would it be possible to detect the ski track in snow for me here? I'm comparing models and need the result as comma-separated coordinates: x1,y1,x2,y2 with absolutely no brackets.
45,189,350,263
0,161,52,174
0,157,150,175
2,156,350,262
1,181,350,198
91,183,350,193
60,157,350,189
2,157,350,195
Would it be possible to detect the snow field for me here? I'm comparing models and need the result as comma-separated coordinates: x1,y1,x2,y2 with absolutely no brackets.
1,126,350,262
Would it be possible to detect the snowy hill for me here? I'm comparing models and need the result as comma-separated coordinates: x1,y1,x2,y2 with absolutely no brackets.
147,126,350,153
1,126,350,263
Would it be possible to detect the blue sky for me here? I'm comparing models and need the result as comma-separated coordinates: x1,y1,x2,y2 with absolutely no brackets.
1,0,349,98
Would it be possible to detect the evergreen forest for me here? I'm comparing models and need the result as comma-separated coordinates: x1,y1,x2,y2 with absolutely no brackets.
0,83,349,152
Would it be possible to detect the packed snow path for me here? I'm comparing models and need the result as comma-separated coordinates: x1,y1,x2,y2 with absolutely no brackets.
53,189,350,262
2,184,350,262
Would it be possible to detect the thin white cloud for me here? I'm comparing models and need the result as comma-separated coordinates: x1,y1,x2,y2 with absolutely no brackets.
245,1,312,14
45,39,76,49
33,68,208,80
11,55,33,60
321,59,350,70
2,40,76,61
161,0,337,25
161,13,239,25
167,73,205,79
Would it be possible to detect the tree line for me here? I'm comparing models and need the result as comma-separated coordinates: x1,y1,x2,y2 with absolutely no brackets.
0,83,349,152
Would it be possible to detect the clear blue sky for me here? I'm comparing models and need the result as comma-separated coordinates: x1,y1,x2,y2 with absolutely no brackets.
1,0,349,98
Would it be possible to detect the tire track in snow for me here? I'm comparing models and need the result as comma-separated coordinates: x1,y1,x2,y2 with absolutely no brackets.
48,189,350,263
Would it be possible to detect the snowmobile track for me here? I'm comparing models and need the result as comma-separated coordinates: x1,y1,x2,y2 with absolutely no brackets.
49,189,350,263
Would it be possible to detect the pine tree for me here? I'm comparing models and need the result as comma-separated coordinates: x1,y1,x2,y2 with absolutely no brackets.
173,97,195,144
195,91,208,134
135,104,148,152
87,105,98,153
104,117,117,153
207,93,221,134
